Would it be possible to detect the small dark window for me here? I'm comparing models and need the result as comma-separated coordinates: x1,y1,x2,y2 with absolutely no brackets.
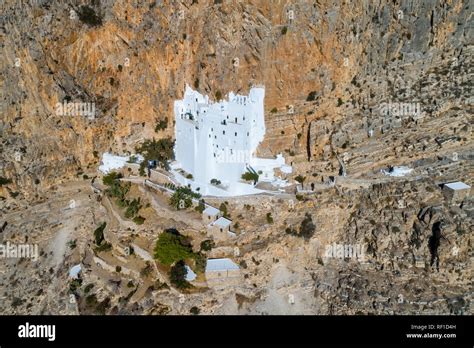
235,132,237,136
223,130,225,135
220,228,223,232
235,117,238,123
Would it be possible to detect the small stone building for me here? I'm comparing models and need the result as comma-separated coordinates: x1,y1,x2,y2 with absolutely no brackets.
202,206,221,223
442,182,471,203
205,258,240,281
207,216,233,241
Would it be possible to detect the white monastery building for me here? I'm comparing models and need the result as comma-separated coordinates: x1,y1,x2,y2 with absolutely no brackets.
173,85,291,196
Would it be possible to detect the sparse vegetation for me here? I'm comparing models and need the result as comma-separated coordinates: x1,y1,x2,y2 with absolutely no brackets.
266,212,274,224
285,213,315,239
169,260,191,289
219,202,230,218
154,229,194,265
125,198,142,218
77,5,103,27
306,91,317,101
93,222,106,246
127,155,138,163
299,213,316,239
241,171,259,184
102,171,122,186
169,189,193,210
195,199,206,213
295,175,306,189
155,117,168,132
0,176,12,186
200,239,215,252
67,240,77,250
140,261,153,278
190,306,200,315
132,216,145,225
210,178,221,185
135,137,175,172
103,172,144,221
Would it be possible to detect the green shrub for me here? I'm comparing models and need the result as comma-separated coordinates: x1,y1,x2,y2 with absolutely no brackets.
195,200,206,213
210,178,221,185
241,171,259,184
190,306,200,315
299,213,316,239
266,212,274,224
95,242,112,252
200,239,215,252
84,283,94,294
67,240,77,250
103,172,122,186
135,137,175,171
133,216,145,225
155,118,168,132
193,252,207,274
169,190,192,210
169,260,191,289
306,91,317,101
219,202,230,218
77,5,103,27
140,262,153,277
295,175,306,188
127,155,138,163
125,198,142,218
93,222,106,246
154,229,193,265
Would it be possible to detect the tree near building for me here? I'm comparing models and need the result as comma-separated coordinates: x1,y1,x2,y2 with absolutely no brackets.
169,260,191,289
154,229,193,265
295,175,306,189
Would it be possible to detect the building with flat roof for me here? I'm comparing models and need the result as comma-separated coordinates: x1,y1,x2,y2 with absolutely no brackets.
202,205,221,222
207,216,233,241
443,181,471,203
205,258,240,281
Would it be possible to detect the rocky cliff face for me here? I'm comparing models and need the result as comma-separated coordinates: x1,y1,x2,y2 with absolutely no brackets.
0,0,472,315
